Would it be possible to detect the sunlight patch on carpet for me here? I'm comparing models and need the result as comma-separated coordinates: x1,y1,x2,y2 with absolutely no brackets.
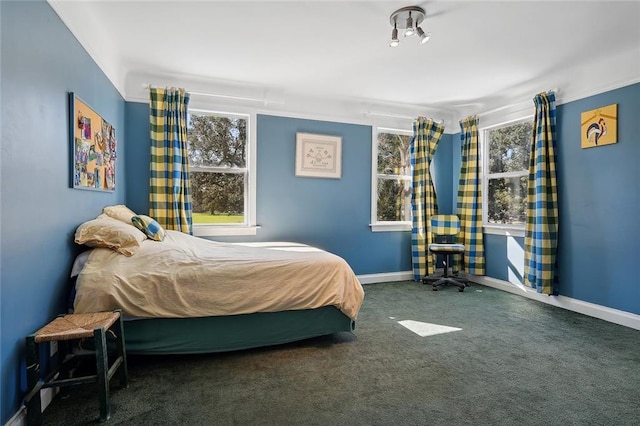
398,320,462,337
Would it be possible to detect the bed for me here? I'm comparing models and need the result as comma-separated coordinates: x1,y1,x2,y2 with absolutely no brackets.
71,212,365,354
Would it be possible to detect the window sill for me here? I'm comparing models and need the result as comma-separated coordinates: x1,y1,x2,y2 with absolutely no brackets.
483,225,525,238
370,222,411,232
193,225,260,237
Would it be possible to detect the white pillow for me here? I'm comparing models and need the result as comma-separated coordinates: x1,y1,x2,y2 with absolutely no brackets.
70,250,92,277
102,204,138,225
75,214,146,256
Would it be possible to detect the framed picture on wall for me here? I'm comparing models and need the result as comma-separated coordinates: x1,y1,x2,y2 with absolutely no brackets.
69,92,117,191
295,133,342,179
580,103,617,149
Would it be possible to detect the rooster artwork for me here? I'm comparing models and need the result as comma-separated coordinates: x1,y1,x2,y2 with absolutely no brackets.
580,104,618,148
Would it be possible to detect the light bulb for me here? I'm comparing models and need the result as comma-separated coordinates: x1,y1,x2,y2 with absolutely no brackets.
404,13,414,37
416,27,431,44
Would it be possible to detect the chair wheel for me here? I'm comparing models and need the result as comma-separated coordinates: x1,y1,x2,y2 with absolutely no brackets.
458,287,464,292
432,287,438,291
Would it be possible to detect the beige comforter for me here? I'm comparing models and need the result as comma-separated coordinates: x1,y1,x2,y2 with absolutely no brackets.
74,230,364,320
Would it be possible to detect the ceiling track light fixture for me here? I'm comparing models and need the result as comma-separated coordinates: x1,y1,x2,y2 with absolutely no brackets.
388,6,431,47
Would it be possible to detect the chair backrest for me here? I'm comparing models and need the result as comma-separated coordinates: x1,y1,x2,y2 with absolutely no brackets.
430,215,461,237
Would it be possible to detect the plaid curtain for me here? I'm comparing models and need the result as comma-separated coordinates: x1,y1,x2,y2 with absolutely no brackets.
149,87,193,234
524,92,559,294
455,115,485,275
411,117,444,280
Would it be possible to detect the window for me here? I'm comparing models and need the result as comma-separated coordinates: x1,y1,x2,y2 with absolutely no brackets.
186,110,256,236
482,118,533,233
371,127,412,232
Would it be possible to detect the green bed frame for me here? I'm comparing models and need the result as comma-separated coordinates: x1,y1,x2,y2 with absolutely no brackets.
122,306,356,354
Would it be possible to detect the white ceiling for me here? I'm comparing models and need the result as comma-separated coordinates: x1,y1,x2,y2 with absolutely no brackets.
48,0,640,126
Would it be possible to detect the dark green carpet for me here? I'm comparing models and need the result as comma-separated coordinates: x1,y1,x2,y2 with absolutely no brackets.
42,281,640,425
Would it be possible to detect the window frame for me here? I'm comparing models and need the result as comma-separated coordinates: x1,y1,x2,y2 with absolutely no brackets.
187,108,258,237
370,126,413,233
480,116,533,237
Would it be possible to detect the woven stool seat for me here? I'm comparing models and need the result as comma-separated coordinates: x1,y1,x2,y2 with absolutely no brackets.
25,310,128,425
33,312,120,343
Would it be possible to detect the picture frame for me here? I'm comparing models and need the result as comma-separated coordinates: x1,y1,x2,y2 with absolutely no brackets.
580,103,617,149
295,133,342,179
69,92,117,191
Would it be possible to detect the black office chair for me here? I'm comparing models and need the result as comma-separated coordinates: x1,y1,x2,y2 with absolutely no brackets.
422,214,468,292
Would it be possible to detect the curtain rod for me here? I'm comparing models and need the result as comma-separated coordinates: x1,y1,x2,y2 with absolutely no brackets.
144,84,266,104
366,111,415,120
365,111,444,124
476,88,558,118
189,91,266,103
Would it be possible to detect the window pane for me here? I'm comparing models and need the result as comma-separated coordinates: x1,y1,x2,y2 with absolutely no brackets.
487,176,527,225
487,122,532,174
377,132,411,175
187,115,246,168
190,172,244,224
377,178,411,221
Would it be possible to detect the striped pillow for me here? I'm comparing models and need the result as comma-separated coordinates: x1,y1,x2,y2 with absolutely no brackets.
131,215,166,242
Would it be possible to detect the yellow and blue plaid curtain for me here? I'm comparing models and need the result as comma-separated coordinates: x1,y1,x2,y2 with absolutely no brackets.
455,116,485,275
524,92,558,294
411,117,444,280
149,87,193,234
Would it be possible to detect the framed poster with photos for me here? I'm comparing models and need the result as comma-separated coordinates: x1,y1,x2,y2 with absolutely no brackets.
69,92,117,191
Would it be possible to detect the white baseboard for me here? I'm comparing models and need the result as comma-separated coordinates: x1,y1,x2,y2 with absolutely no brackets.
5,386,58,426
470,275,640,331
356,271,640,331
357,271,414,284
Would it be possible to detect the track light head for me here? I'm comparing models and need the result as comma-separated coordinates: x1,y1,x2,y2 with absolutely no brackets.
389,20,399,47
416,26,431,44
404,12,414,37
389,25,399,47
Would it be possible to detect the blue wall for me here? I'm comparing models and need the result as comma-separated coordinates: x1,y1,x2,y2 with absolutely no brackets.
555,85,640,313
249,115,411,274
473,84,640,315
124,102,151,215
484,234,526,284
0,1,126,422
432,133,455,214
125,111,413,275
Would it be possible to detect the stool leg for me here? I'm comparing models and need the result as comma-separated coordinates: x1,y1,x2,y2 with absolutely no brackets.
94,328,111,422
25,335,42,426
115,311,129,388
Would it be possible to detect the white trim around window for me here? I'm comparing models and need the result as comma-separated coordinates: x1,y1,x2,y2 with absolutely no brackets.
370,126,413,232
480,116,533,234
190,110,258,238
482,225,525,238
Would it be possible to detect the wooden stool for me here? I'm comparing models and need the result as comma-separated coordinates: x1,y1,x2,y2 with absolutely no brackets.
25,310,128,425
